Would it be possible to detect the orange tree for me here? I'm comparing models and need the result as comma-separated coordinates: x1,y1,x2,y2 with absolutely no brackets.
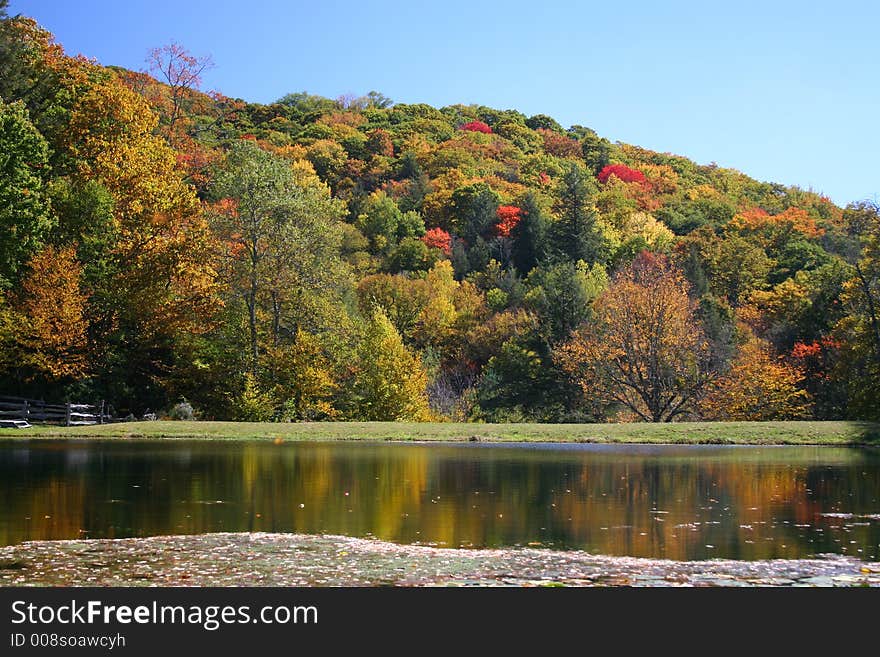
699,334,811,420
556,252,715,421
14,245,89,383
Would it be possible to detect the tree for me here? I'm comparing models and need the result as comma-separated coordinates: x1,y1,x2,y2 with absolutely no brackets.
729,207,825,243
699,335,811,420
0,13,92,144
473,319,583,423
524,261,607,343
146,41,213,136
0,291,19,382
365,90,393,109
352,308,431,421
556,252,714,421
64,73,221,411
832,201,880,419
495,205,523,237
389,237,436,272
451,182,499,244
422,227,452,255
598,164,645,184
537,128,581,158
269,328,341,421
209,141,347,378
841,202,880,369
682,228,772,305
64,76,197,220
15,245,89,383
525,114,562,132
366,129,394,157
551,164,608,265
580,130,611,174
0,98,51,287
510,192,549,274
355,191,424,254
460,120,492,134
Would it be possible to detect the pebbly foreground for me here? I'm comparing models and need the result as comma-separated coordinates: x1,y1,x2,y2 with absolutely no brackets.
2,533,879,587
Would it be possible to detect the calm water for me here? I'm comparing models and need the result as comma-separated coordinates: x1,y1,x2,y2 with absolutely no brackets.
1,440,879,561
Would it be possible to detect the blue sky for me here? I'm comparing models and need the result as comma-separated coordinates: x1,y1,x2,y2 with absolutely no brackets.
9,0,880,207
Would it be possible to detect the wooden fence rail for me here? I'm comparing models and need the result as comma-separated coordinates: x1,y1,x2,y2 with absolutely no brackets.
0,396,111,426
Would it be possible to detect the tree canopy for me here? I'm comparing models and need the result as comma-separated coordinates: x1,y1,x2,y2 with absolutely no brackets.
0,12,874,423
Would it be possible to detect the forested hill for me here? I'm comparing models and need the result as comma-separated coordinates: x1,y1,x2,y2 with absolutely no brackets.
1,8,878,422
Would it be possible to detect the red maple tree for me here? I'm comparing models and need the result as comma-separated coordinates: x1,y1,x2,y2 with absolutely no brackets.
495,205,522,237
422,227,452,255
460,120,492,134
598,164,646,184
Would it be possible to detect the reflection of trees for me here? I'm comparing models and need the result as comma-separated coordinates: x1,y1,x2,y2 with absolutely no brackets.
0,443,878,560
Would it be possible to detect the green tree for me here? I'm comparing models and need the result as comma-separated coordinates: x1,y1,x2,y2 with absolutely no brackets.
834,201,880,418
510,192,549,275
356,190,403,253
842,202,880,369
452,182,499,245
551,163,608,265
524,260,607,343
0,98,51,287
579,129,611,174
209,140,348,378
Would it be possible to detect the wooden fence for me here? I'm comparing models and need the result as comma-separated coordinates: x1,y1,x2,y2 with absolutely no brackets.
0,396,111,426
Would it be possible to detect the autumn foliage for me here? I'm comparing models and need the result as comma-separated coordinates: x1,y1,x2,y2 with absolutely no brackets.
730,207,825,240
366,129,394,157
459,120,492,134
17,246,89,382
557,252,712,422
700,335,811,420
1,11,876,423
536,128,581,158
495,205,523,237
597,164,646,184
421,227,452,255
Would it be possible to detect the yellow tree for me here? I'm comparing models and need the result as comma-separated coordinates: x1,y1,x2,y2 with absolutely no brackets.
699,334,812,420
0,293,20,378
64,73,220,340
352,309,431,421
16,246,89,382
556,252,713,422
264,329,342,421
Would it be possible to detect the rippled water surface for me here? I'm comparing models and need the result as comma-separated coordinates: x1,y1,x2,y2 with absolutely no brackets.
1,440,879,561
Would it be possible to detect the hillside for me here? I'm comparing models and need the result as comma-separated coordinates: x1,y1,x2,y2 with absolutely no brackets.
1,9,878,422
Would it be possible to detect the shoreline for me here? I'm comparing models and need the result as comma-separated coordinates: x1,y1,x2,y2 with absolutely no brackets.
0,420,878,446
2,533,877,587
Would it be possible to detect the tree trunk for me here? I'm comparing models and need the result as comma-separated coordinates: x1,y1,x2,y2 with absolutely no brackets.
248,282,258,377
271,290,280,348
248,232,259,377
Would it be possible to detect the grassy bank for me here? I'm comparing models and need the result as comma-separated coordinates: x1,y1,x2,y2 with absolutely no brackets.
0,420,878,445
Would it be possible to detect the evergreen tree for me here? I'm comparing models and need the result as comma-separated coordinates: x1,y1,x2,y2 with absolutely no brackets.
510,192,548,275
551,164,608,265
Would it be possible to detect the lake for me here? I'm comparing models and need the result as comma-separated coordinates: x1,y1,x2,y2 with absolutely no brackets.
1,440,878,561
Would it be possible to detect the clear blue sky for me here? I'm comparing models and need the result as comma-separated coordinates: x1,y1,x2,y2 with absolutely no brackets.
9,0,880,207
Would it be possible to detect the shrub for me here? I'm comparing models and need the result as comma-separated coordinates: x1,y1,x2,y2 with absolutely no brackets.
168,400,195,420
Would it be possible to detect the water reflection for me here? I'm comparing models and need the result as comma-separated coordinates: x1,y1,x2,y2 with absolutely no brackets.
1,441,878,561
